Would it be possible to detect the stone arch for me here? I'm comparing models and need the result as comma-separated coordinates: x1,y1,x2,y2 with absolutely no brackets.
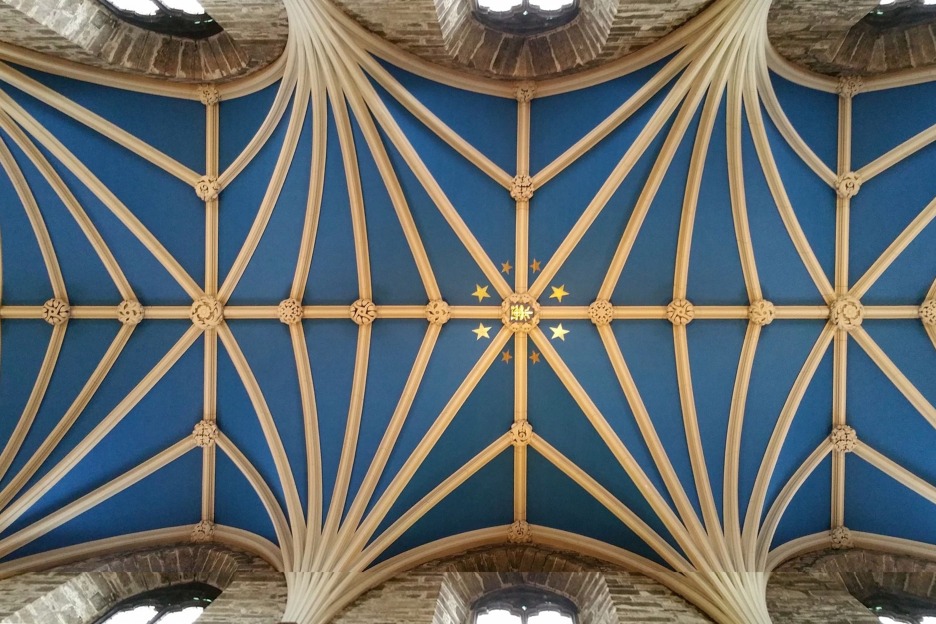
0,543,286,624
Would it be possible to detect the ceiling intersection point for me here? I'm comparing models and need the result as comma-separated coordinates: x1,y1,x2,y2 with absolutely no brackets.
837,76,863,99
829,296,864,331
748,299,776,326
835,172,861,199
191,520,215,543
116,300,144,326
507,520,532,544
194,175,221,202
190,296,224,329
830,425,858,453
920,298,936,327
425,299,451,326
510,175,535,202
509,420,533,447
197,84,221,107
350,298,378,326
830,526,853,550
515,82,536,103
666,298,695,326
41,298,70,325
502,293,540,333
588,299,614,326
193,420,219,448
278,298,304,325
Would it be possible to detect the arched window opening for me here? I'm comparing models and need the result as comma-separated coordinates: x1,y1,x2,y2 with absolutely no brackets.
472,587,578,624
97,0,222,39
94,582,221,624
866,0,936,28
862,591,936,624
472,0,579,35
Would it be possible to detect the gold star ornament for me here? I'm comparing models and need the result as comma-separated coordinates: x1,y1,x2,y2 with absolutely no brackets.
549,284,569,302
501,261,513,275
530,259,541,273
549,324,570,341
501,350,513,363
473,323,492,340
472,284,491,302
529,351,540,364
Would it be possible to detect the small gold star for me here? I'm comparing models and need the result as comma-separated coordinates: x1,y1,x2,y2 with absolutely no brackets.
501,261,513,274
550,324,570,341
473,323,492,340
549,284,569,302
472,284,491,302
529,351,540,364
502,350,513,363
530,259,541,273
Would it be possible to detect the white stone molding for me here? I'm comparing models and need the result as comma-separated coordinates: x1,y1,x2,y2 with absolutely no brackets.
197,84,221,106
194,175,221,202
350,299,378,326
515,81,536,103
509,420,533,447
192,520,215,543
41,298,70,325
510,175,534,202
507,520,532,544
830,526,852,549
835,172,861,199
116,300,144,326
588,299,614,326
829,296,864,331
920,298,936,328
193,419,219,448
837,76,863,99
666,298,695,326
190,296,224,329
425,299,451,326
501,293,540,333
278,298,304,325
830,425,858,453
748,299,776,327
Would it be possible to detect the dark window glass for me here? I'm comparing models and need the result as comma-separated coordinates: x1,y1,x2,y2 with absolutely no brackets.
94,582,221,624
97,0,222,39
473,587,577,624
472,0,579,35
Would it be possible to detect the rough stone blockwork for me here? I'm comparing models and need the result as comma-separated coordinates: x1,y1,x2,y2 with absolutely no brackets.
0,543,286,624
333,545,712,623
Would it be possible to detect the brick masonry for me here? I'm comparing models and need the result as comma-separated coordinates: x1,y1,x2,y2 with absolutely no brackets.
768,0,936,75
0,543,286,623
0,0,285,81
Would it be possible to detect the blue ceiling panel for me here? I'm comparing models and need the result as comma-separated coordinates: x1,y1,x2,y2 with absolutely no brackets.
768,72,838,171
0,322,51,452
15,64,205,172
378,62,518,175
769,455,831,550
852,80,936,169
215,450,279,545
220,82,282,172
0,449,201,562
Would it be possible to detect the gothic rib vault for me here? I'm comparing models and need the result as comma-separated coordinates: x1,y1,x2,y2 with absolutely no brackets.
0,0,934,623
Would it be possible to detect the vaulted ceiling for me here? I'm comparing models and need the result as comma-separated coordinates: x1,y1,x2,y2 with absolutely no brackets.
0,1,934,624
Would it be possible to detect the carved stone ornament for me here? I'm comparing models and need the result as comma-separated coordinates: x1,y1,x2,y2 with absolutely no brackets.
830,526,852,549
197,84,221,106
666,298,695,326
830,425,858,453
835,172,861,199
509,420,533,447
510,175,534,202
425,299,451,326
515,81,536,103
837,76,863,99
193,419,219,448
588,299,614,327
507,520,532,544
350,298,378,326
829,296,863,331
277,298,303,325
192,520,215,543
920,298,936,328
190,296,224,329
42,298,70,326
501,293,540,333
748,299,776,327
116,300,144,326
194,175,221,202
